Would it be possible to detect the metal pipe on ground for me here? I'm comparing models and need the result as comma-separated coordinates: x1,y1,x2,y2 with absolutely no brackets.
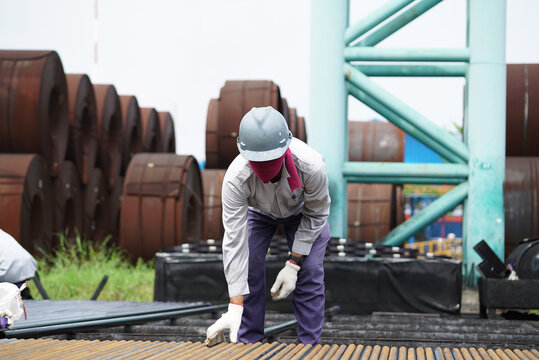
65,74,98,185
0,50,69,177
93,84,123,191
118,95,142,175
120,154,203,260
0,154,52,255
157,111,176,153
140,108,161,153
51,161,83,246
3,304,228,339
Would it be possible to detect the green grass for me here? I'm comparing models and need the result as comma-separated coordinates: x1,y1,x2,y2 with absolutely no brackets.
29,235,154,302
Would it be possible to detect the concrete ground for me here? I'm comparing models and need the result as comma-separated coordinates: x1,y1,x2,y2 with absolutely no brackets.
461,287,480,314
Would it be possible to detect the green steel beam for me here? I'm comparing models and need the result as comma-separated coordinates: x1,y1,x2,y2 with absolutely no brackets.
343,162,469,178
464,0,506,282
344,0,414,45
310,0,348,238
345,47,470,62
346,82,463,163
345,64,469,163
353,64,468,77
380,181,469,246
356,0,444,47
346,176,464,185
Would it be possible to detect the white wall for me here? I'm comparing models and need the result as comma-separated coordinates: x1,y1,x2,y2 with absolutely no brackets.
1,0,538,162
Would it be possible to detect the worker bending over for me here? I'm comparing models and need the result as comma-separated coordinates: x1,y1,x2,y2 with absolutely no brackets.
207,106,331,344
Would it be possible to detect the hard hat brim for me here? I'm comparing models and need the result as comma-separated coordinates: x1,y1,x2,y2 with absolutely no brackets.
237,138,291,162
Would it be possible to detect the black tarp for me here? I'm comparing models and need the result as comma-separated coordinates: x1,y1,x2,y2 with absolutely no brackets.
154,253,462,315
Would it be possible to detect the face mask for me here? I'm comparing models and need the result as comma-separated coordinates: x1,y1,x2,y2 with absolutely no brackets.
249,153,285,183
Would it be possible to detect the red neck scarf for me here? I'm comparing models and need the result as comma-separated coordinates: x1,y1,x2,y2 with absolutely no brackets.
249,148,301,192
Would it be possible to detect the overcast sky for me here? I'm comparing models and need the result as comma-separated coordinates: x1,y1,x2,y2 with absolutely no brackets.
1,0,537,163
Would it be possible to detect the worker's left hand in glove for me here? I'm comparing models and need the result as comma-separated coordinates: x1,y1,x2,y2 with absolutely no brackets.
270,260,300,301
206,303,243,343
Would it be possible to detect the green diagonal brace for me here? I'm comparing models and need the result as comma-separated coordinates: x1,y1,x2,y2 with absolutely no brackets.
380,181,469,246
345,64,469,163
345,0,414,45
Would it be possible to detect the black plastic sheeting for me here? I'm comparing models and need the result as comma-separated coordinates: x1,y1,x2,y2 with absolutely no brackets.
154,253,462,315
478,277,539,314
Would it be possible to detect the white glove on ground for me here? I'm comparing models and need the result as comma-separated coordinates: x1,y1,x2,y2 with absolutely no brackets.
206,303,243,343
270,260,300,301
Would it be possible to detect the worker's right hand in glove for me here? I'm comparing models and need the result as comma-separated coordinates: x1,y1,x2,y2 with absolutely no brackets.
270,260,300,301
206,303,243,343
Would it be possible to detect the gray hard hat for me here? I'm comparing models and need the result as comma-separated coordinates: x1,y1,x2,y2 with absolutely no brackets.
237,106,292,161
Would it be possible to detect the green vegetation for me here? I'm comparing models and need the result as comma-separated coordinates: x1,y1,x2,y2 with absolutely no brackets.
29,235,154,302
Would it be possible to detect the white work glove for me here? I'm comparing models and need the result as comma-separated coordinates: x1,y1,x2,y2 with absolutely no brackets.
206,303,243,343
270,261,300,301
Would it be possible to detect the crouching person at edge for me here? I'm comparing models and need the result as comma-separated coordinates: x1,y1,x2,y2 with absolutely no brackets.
206,106,331,344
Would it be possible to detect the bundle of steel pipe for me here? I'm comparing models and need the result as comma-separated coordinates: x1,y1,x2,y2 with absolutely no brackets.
205,80,307,169
0,154,52,255
66,74,99,185
119,95,143,175
120,153,203,260
140,108,161,153
157,111,176,153
0,50,69,178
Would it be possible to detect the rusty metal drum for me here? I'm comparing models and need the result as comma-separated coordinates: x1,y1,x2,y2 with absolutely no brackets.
0,50,69,177
82,168,109,243
506,64,539,156
120,154,203,260
140,108,161,153
119,95,142,174
349,121,405,162
201,169,226,241
157,111,176,153
205,99,220,169
504,157,539,258
0,154,52,255
93,84,123,191
66,74,98,185
52,160,83,243
216,80,282,168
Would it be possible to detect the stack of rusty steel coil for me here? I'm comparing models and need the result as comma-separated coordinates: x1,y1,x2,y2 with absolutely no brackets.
201,80,308,243
0,50,178,258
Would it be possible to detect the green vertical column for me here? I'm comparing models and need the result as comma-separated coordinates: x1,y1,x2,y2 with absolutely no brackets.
464,0,506,281
309,0,348,238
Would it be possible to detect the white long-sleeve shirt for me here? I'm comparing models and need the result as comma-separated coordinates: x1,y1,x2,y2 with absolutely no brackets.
222,138,331,297
0,229,37,283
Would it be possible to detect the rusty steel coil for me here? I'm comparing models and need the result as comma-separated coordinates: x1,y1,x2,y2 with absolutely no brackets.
140,108,161,153
205,99,220,169
93,84,123,191
506,64,539,156
82,168,109,243
504,157,539,258
348,183,393,243
119,95,142,175
52,161,83,243
288,107,298,138
0,50,69,177
157,111,176,153
120,153,203,260
65,74,98,185
201,169,226,241
106,176,123,244
349,121,405,162
280,97,290,123
0,154,52,255
297,115,307,142
216,80,283,168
